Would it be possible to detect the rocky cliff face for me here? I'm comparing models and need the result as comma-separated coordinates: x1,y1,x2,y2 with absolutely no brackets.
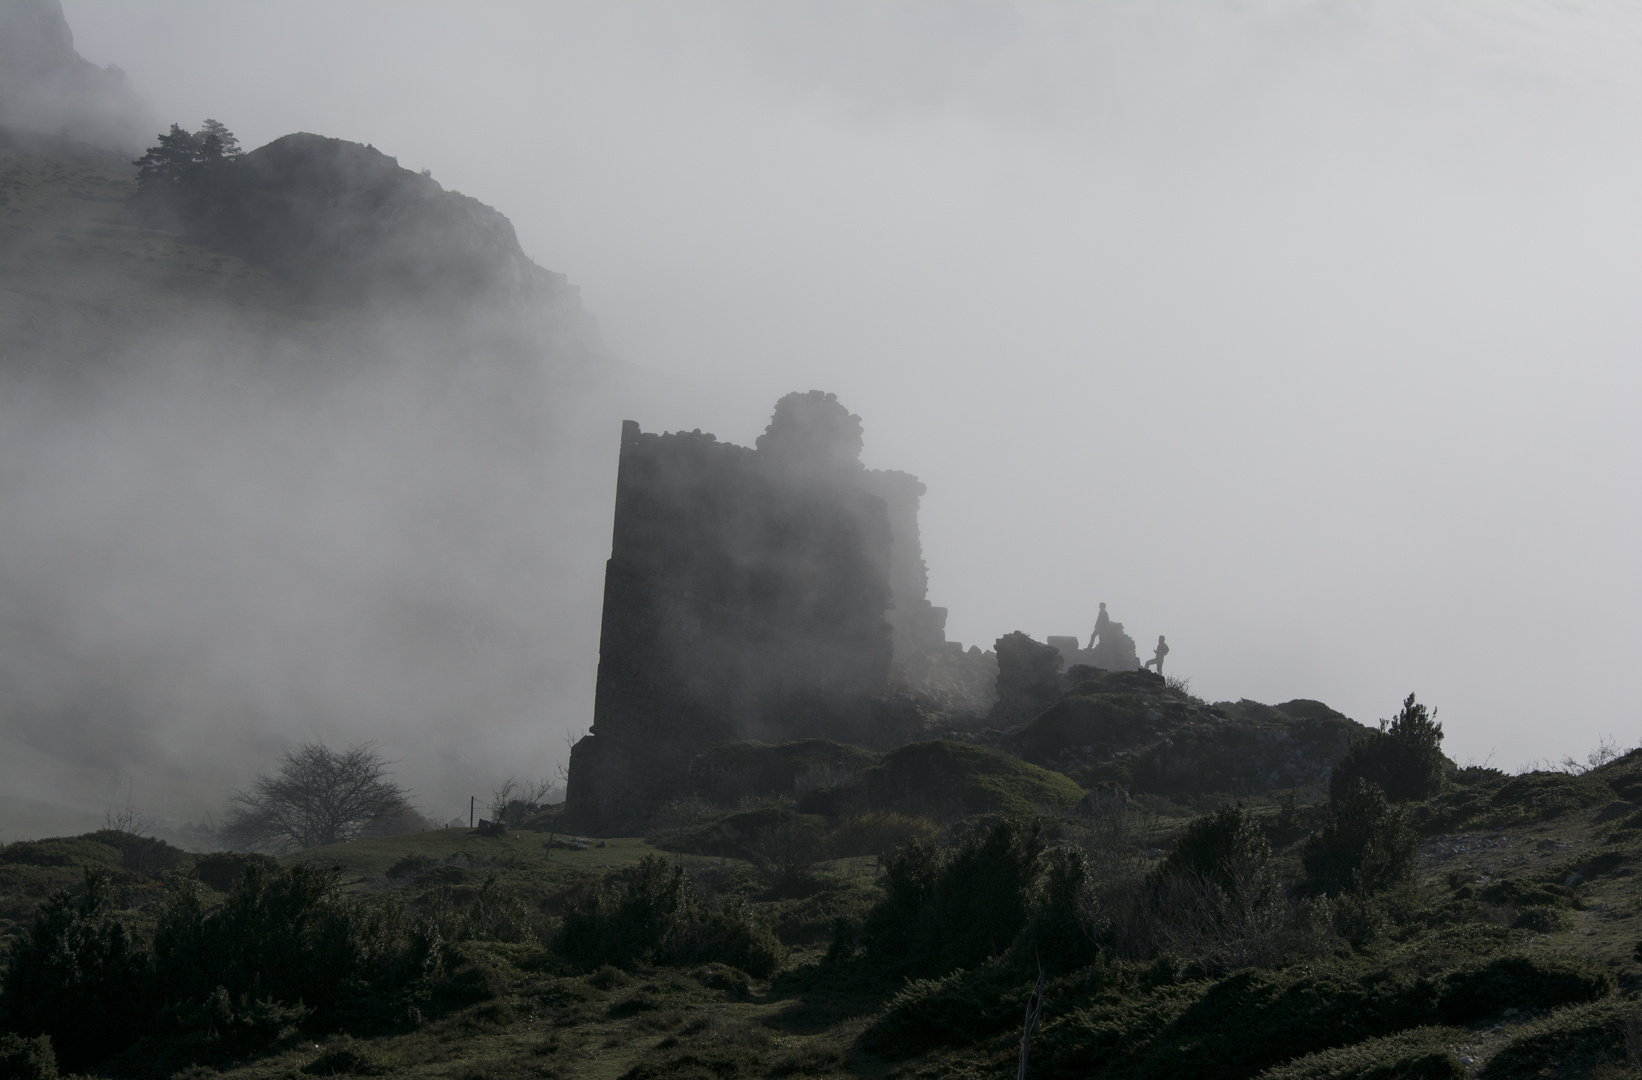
0,112,607,835
0,0,150,151
203,134,584,319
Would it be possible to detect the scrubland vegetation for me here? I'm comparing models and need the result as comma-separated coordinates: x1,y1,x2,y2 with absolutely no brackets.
5,687,1642,1079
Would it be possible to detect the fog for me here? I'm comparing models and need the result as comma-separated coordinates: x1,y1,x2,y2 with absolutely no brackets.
12,1,1642,835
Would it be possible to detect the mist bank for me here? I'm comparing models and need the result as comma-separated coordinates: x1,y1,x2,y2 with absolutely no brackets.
67,0,1642,771
0,105,743,842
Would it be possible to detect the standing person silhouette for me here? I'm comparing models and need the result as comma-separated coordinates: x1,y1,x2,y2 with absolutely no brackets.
1087,602,1111,651
1144,635,1170,674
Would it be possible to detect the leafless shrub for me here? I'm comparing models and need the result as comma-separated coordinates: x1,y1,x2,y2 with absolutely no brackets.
1555,734,1625,775
104,804,151,837
222,741,409,852
1165,675,1204,704
488,776,558,826
1144,865,1334,974
1064,795,1152,886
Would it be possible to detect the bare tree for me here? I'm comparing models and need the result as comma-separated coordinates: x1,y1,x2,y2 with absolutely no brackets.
488,776,558,826
222,741,409,852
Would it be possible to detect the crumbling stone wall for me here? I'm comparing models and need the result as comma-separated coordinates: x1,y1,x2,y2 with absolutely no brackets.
991,631,1066,726
565,392,987,830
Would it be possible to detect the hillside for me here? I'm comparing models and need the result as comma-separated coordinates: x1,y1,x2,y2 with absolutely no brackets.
5,738,1642,1078
0,115,622,844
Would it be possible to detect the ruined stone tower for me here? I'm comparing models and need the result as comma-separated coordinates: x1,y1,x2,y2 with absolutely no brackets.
564,392,983,830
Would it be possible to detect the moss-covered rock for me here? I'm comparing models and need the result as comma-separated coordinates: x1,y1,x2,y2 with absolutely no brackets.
806,739,1083,820
687,739,881,806
1011,671,1366,801
1488,772,1612,822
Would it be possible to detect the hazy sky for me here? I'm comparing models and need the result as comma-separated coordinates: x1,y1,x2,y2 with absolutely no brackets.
59,0,1642,773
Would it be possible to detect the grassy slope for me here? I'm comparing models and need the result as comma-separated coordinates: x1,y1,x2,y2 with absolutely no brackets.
7,769,1642,1078
0,135,295,362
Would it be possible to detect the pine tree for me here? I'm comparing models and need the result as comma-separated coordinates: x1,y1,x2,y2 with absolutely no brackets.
195,118,242,160
132,122,202,195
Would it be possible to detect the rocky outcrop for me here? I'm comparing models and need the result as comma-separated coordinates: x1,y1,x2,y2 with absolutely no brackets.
0,0,150,151
162,133,592,327
564,393,993,831
1009,670,1369,799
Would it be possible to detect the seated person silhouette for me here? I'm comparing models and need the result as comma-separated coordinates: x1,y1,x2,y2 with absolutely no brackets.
1087,602,1111,651
1144,635,1169,674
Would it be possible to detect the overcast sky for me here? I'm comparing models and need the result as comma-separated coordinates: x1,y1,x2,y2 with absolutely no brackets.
60,0,1642,772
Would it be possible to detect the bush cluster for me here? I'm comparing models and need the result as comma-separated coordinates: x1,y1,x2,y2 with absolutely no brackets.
554,856,783,977
0,865,434,1070
856,818,1048,978
1302,780,1419,898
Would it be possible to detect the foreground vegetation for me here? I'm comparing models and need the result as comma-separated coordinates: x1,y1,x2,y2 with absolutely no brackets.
8,696,1642,1079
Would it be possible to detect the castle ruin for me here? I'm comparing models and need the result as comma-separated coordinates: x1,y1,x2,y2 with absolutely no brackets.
563,392,992,830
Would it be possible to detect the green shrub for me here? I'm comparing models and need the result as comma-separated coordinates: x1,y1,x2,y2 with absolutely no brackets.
1253,1026,1467,1080
153,862,437,1031
1436,954,1613,1025
1487,772,1612,822
859,964,1039,1057
1480,999,1630,1079
0,871,149,1070
1025,846,1100,973
828,811,939,857
1033,963,1440,1080
556,856,691,971
194,851,279,893
1476,878,1569,910
300,1035,396,1075
1329,694,1448,804
554,856,783,976
858,817,1045,978
666,905,784,978
1511,905,1573,933
1155,804,1271,896
1303,781,1418,897
0,1033,57,1080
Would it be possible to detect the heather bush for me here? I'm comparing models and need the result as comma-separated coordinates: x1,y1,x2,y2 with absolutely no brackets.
153,862,438,1030
0,1032,58,1080
554,856,783,976
857,817,1046,977
0,871,148,1070
1303,781,1419,898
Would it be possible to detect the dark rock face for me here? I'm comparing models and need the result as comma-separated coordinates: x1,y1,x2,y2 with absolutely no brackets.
193,133,585,315
565,393,990,830
1012,672,1369,799
0,0,150,150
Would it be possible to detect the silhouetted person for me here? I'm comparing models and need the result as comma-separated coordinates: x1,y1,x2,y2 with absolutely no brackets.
1087,602,1111,650
1144,635,1169,674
